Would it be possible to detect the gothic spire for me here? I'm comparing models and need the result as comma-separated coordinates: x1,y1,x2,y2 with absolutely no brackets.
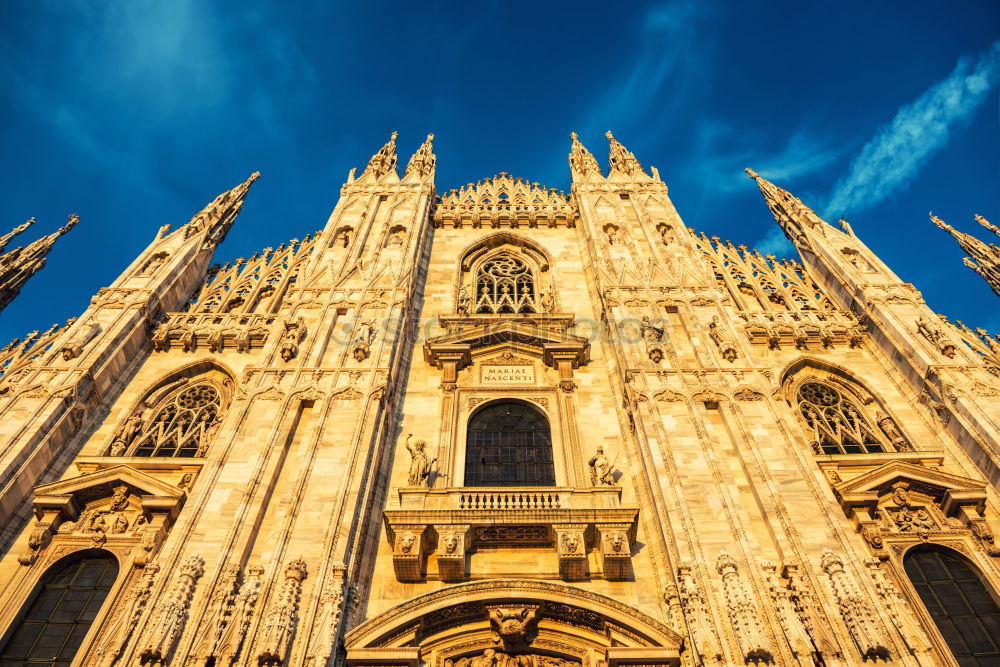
404,133,436,182
0,214,78,312
361,131,399,180
0,217,34,254
605,130,646,177
930,212,1000,298
568,132,603,180
183,172,260,247
745,168,828,250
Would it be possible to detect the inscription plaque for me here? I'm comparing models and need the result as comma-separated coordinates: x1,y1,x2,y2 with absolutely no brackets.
479,365,535,384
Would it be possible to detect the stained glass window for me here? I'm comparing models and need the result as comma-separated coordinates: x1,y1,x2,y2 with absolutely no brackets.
465,402,554,486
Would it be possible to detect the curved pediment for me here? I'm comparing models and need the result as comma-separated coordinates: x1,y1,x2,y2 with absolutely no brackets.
345,579,682,662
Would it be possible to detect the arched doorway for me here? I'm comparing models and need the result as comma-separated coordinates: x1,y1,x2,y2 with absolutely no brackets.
904,547,1000,664
0,551,118,665
465,401,554,486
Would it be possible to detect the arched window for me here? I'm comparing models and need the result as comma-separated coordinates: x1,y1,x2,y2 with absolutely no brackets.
465,401,554,486
904,548,1000,664
0,553,118,665
126,383,222,457
474,253,536,314
796,381,885,454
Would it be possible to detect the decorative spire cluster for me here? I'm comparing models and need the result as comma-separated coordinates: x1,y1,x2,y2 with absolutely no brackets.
0,214,78,313
183,172,260,247
930,212,1000,298
605,130,645,177
404,133,436,181
568,132,603,179
745,168,828,250
362,131,399,180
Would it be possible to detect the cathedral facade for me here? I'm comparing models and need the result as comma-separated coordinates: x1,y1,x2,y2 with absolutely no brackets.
0,131,999,666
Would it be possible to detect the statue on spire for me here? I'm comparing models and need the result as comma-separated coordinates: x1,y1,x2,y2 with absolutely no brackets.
930,212,1000,298
568,132,603,179
362,131,399,180
0,214,78,313
605,130,645,177
183,172,260,247
0,218,35,254
404,133,436,181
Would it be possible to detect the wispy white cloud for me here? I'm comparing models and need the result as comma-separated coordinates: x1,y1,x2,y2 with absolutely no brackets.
824,41,1000,218
585,1,712,138
695,122,849,193
753,226,794,257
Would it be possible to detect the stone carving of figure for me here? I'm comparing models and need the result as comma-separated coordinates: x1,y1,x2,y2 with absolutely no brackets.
142,253,168,276
61,317,102,360
606,226,618,245
404,434,436,486
875,411,908,450
457,287,472,315
540,291,554,313
588,446,615,486
387,230,404,246
112,514,129,534
110,411,143,456
640,316,663,342
658,224,675,245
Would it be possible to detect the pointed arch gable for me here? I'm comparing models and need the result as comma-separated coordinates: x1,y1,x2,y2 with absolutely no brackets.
458,232,553,272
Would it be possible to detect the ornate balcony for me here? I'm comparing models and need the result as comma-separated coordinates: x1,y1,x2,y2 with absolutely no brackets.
384,487,638,582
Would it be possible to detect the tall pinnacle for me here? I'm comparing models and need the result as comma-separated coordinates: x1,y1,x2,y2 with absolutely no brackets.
745,168,827,250
930,212,1000,298
183,172,260,247
568,132,603,179
404,133,436,181
0,214,79,313
0,218,35,254
362,131,399,180
605,131,645,177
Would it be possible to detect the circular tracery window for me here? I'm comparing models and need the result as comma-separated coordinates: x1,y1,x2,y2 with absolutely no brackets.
796,381,884,455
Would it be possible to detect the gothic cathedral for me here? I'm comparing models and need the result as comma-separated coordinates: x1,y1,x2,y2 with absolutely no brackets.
1,132,999,667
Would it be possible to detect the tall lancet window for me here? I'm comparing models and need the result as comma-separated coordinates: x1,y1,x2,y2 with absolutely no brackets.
796,381,885,454
465,401,554,486
115,383,223,458
474,253,537,314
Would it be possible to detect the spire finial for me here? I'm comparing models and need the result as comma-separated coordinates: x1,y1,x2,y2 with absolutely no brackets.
362,131,399,180
745,167,759,179
404,133,436,181
746,169,828,251
182,172,260,246
605,130,646,178
974,213,1000,238
0,217,35,254
568,132,603,180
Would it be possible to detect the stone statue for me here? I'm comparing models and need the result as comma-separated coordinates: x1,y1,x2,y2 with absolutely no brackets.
457,287,471,315
404,434,436,486
876,411,908,449
110,410,143,455
540,291,554,313
640,316,663,342
588,446,615,486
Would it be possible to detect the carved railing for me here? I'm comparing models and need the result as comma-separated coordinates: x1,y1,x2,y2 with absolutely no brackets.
150,312,279,353
740,310,864,350
458,490,562,510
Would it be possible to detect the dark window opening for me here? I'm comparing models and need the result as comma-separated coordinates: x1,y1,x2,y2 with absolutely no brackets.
465,401,554,486
905,548,1000,664
0,553,118,666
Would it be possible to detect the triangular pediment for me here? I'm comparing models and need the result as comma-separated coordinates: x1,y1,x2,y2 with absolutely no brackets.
834,461,987,514
34,464,185,504
427,321,587,349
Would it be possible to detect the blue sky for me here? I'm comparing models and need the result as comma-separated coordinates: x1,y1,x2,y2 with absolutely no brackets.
1,0,998,342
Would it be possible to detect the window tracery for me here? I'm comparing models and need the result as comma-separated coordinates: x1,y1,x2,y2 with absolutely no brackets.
112,382,224,458
474,253,538,314
796,381,888,454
